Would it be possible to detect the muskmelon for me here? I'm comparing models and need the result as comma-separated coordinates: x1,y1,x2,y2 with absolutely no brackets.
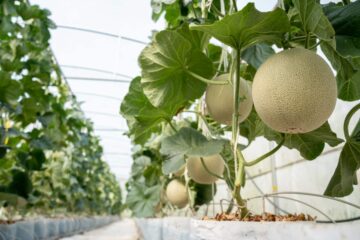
165,179,188,208
186,154,224,184
205,74,253,125
252,48,337,133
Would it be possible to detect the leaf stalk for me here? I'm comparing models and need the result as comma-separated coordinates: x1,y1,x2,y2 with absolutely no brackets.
344,103,360,141
244,135,285,167
186,70,229,85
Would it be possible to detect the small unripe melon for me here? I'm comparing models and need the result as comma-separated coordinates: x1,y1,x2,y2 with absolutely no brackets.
187,154,224,184
205,74,253,125
166,180,188,208
252,48,337,133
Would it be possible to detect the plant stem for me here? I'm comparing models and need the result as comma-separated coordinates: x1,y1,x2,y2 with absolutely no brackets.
211,4,225,17
183,110,218,136
244,136,285,167
191,2,199,20
200,157,224,180
343,103,360,141
232,0,238,12
232,156,249,217
309,40,320,50
186,70,229,85
305,33,311,49
167,120,178,133
230,47,249,218
201,0,208,19
291,35,316,41
225,199,234,214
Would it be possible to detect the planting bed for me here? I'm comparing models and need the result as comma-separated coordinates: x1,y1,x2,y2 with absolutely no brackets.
135,217,360,240
0,216,118,240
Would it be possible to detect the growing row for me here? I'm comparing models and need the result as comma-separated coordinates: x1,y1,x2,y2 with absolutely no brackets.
0,0,121,217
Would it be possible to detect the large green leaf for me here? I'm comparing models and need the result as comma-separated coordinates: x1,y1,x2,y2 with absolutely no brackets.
162,154,185,175
292,0,335,41
240,108,266,144
323,1,360,58
139,30,214,108
241,43,275,69
321,41,360,101
160,127,225,174
160,127,225,157
120,77,176,145
190,3,290,50
265,122,343,160
177,23,210,51
131,156,151,178
324,141,360,197
126,182,162,217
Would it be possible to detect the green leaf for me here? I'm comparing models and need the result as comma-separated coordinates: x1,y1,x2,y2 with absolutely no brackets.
0,73,21,106
207,43,224,70
241,43,275,69
120,77,176,145
139,29,214,108
164,1,182,28
323,1,360,58
131,156,151,178
240,108,265,144
265,122,343,160
190,3,290,49
21,98,42,124
321,41,360,101
324,141,360,197
126,182,161,217
162,155,185,175
7,171,33,198
161,127,225,174
160,127,225,158
292,0,335,41
177,23,210,51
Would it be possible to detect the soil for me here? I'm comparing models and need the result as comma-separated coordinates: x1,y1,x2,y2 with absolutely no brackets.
0,220,16,224
203,212,316,222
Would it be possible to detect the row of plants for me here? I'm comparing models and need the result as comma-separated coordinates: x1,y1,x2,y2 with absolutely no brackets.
0,0,122,219
121,0,360,218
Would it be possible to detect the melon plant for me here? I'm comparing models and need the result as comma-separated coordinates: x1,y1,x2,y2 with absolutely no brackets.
121,0,360,219
252,48,337,133
165,180,188,209
205,74,253,125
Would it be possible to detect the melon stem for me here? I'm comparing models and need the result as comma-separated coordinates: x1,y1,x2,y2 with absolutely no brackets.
231,47,249,218
186,70,229,85
244,135,285,167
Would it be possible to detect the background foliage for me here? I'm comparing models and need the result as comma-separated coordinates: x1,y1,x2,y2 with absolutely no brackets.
0,0,122,215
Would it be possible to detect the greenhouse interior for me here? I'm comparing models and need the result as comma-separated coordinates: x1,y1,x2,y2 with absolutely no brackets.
0,0,359,239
